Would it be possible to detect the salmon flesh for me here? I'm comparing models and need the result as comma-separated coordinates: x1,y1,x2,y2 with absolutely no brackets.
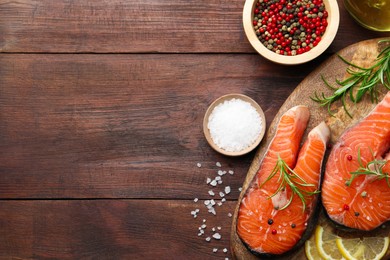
237,106,330,256
322,92,390,231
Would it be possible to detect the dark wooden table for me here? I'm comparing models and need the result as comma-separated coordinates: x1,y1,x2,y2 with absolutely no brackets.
0,1,388,259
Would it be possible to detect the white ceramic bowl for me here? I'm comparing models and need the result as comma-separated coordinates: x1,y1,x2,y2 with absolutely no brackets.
203,94,266,156
243,0,340,65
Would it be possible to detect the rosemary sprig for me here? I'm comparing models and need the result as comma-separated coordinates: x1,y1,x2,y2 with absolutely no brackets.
311,39,390,118
259,154,320,212
346,149,390,187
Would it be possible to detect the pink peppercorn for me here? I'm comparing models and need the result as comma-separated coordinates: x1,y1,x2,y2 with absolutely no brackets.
252,0,328,56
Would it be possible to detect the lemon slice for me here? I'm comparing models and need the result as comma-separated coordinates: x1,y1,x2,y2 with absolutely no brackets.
315,225,345,259
336,236,389,260
305,239,323,260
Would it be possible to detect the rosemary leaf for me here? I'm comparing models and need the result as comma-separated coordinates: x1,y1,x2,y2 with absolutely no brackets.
346,148,390,187
259,154,320,212
311,39,390,117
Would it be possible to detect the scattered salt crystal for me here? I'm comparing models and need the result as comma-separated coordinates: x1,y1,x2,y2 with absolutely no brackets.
218,170,226,176
213,233,221,240
205,237,211,242
212,227,216,232
218,180,223,184
238,187,242,191
213,248,218,253
208,208,216,215
228,213,232,217
216,162,222,167
204,200,210,206
208,190,215,196
207,98,263,152
223,248,228,253
194,198,198,202
203,219,206,223
215,176,222,181
197,163,202,168
217,226,221,230
225,258,229,260
228,170,234,175
225,186,231,194
221,198,226,202
217,202,223,206
201,224,206,229
206,178,211,184
219,192,225,197
210,199,216,206
210,180,217,186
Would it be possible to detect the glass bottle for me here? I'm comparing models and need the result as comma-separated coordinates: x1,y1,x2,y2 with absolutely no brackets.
344,0,390,32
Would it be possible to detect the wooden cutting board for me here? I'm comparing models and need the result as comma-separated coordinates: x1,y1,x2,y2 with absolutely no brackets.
230,38,390,260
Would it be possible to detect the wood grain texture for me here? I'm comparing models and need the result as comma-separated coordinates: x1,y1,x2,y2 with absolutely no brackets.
0,199,236,259
1,0,389,258
231,38,390,259
0,53,319,199
0,0,387,53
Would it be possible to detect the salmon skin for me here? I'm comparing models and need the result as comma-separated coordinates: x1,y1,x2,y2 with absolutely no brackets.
237,106,330,257
322,91,390,231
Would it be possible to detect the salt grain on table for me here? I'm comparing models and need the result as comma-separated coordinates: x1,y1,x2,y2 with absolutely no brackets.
207,98,263,152
192,163,238,256
212,233,221,240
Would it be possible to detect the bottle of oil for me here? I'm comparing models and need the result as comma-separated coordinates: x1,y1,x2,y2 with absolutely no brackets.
344,0,390,32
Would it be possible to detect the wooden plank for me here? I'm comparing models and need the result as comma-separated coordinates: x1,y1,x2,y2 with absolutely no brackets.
0,0,385,53
0,53,317,199
0,199,236,259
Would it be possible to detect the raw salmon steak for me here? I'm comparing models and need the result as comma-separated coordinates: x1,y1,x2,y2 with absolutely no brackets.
322,91,390,231
237,106,330,256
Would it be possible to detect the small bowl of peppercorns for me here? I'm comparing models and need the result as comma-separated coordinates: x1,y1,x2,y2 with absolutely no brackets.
243,0,339,65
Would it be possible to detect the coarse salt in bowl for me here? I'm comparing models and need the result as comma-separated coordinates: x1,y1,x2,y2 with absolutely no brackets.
243,0,340,65
203,94,266,156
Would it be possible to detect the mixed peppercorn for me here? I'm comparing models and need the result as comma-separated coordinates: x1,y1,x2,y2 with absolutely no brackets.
253,0,328,56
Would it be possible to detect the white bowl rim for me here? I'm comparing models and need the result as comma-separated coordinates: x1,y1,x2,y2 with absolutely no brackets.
243,0,340,65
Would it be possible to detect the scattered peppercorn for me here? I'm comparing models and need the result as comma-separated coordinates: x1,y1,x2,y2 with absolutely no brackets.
347,155,353,161
291,223,296,228
267,218,274,225
252,0,328,56
343,204,350,211
271,229,277,235
354,212,360,217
